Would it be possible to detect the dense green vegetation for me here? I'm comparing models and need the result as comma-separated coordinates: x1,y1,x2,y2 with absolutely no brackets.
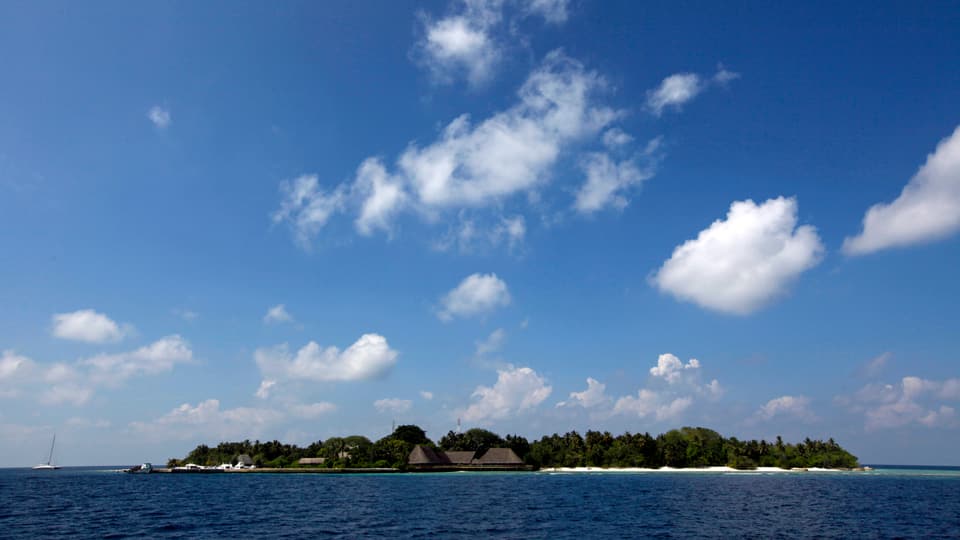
169,425,858,470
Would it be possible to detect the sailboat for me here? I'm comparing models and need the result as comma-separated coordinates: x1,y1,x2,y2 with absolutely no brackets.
32,434,61,470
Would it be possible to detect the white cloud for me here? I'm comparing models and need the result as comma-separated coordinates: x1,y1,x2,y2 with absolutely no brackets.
524,0,569,23
860,352,892,378
81,335,193,386
51,309,129,343
5,338,191,406
353,158,408,236
255,380,276,399
402,51,617,208
263,304,294,325
419,14,500,86
439,273,511,321
843,376,960,430
434,213,527,254
255,333,399,383
374,398,413,414
475,328,507,356
147,106,170,129
646,73,702,116
652,197,824,315
614,391,692,421
289,402,337,419
611,353,721,421
755,395,816,422
0,350,34,382
40,384,94,406
420,390,434,400
272,174,346,248
462,365,552,422
274,51,619,249
174,309,199,322
649,354,701,384
131,399,284,441
602,128,633,148
414,0,571,86
557,377,610,408
646,66,739,116
843,125,960,255
574,152,653,214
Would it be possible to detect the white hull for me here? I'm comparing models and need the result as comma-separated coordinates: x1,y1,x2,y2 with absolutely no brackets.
32,464,60,470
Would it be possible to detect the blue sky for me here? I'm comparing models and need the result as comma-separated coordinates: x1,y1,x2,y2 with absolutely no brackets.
2,0,960,466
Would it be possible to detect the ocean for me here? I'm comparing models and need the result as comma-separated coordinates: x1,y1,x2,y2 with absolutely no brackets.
2,466,959,538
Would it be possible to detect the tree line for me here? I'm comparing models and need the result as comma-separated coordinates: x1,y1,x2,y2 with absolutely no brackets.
168,425,858,470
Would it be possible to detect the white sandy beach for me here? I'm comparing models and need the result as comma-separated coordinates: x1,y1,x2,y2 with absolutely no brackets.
543,466,855,473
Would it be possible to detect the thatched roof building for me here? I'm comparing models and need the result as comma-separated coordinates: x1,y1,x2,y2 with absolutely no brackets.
474,447,523,465
298,457,326,465
407,445,528,470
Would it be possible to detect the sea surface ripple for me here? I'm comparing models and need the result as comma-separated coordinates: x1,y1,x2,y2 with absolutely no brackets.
1,467,959,538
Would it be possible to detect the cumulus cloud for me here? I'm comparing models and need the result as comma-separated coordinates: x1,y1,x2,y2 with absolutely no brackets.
755,395,816,422
147,106,170,129
652,197,824,315
574,152,654,214
274,51,619,249
843,125,960,255
462,365,552,422
131,399,284,441
602,128,633,148
439,273,511,321
475,328,507,357
289,402,337,419
434,213,527,254
404,51,617,208
272,174,346,248
841,376,960,430
255,333,399,383
255,380,277,399
353,158,408,236
420,390,434,400
646,73,702,116
524,0,570,23
0,350,34,383
263,304,294,324
414,0,572,86
374,398,413,414
5,337,192,405
859,352,892,378
557,377,610,408
646,66,739,116
51,309,130,344
81,335,193,386
418,12,501,86
611,353,722,421
649,354,701,384
614,391,692,421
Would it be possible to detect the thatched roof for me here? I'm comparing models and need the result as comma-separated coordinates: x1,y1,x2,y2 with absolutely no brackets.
298,457,325,465
444,451,477,465
408,445,450,465
475,447,523,465
237,454,254,466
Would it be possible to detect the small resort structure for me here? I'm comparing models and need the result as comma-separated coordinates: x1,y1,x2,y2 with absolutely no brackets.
407,445,529,471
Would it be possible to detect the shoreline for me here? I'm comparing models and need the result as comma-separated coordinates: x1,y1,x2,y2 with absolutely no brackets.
543,466,871,473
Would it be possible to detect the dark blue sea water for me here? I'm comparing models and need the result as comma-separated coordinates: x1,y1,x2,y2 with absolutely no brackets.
2,467,959,538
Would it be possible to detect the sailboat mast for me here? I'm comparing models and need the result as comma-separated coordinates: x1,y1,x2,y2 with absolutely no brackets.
47,434,56,465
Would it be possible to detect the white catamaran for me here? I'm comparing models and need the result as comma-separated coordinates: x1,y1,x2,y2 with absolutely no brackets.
32,434,61,470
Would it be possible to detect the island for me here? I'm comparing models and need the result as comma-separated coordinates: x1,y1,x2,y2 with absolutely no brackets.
158,425,860,473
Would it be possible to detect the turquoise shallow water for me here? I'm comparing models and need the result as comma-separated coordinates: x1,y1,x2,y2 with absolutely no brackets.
2,466,959,538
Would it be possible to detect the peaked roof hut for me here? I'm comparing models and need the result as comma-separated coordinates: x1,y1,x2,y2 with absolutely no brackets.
475,447,523,465
408,445,450,466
